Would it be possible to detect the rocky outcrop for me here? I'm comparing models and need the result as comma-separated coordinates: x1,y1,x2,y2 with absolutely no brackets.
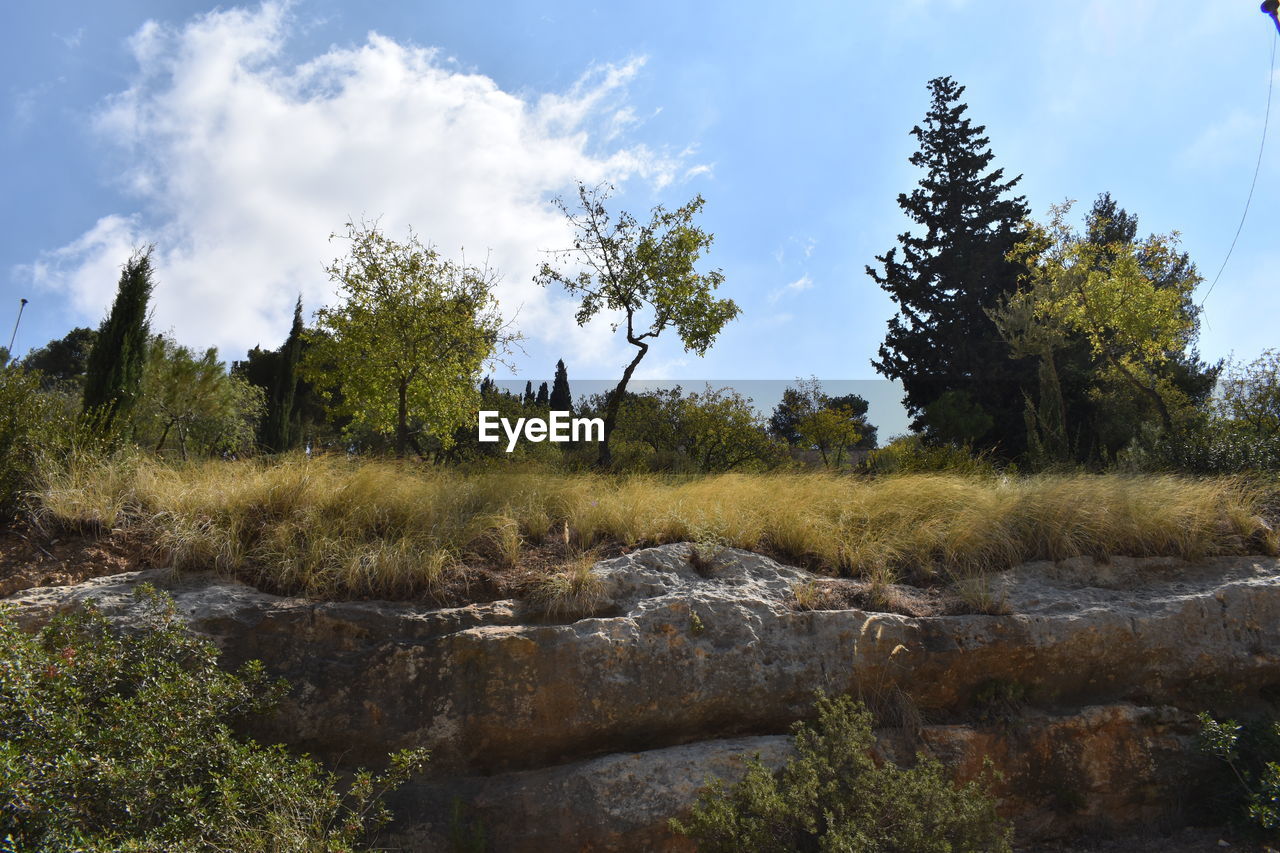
7,544,1278,848
383,703,1209,851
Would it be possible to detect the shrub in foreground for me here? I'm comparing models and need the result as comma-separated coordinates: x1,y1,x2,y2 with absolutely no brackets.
670,693,1012,852
1198,712,1280,838
0,587,427,851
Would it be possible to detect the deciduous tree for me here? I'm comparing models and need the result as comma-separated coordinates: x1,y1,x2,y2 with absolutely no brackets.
305,222,515,457
998,203,1201,440
536,183,739,467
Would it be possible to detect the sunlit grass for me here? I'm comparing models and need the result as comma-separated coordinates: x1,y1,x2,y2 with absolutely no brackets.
35,453,1276,601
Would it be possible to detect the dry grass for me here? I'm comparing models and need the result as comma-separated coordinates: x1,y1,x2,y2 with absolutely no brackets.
526,556,610,620
34,453,1276,601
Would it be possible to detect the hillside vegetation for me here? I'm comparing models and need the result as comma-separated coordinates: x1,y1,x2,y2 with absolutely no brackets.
37,453,1275,601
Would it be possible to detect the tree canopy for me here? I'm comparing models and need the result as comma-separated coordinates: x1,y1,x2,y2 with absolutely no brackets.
868,76,1033,455
536,182,739,466
305,221,515,457
83,247,156,431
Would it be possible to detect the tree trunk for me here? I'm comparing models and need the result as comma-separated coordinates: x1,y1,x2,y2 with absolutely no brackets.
155,420,172,454
396,378,410,458
600,336,649,468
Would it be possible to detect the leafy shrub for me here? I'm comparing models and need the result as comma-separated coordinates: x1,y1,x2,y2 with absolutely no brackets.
862,434,1000,477
1197,712,1280,837
670,693,1011,852
0,367,67,519
1124,418,1280,475
0,586,427,851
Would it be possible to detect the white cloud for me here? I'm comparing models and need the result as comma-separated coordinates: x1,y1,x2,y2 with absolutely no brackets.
768,273,813,304
20,2,689,370
56,28,85,50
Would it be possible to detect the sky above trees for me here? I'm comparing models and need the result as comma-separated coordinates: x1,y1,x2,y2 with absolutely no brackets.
2,1,1276,437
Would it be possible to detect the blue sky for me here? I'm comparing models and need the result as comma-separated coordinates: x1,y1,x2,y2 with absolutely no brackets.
3,1,1277,438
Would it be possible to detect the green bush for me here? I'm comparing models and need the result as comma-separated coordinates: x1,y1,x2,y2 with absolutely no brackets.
1197,712,1280,837
861,434,1000,477
670,693,1011,852
1124,419,1280,475
0,586,427,851
0,367,67,519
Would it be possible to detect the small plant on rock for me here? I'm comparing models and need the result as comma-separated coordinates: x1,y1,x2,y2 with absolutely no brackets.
528,558,609,620
670,692,1012,852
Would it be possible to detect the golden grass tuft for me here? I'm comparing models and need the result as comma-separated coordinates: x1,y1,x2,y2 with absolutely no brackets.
526,556,609,621
36,453,1273,601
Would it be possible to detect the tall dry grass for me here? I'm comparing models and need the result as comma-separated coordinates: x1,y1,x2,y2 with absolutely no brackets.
36,453,1274,601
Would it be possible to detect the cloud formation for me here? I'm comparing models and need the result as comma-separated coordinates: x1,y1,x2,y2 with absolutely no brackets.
22,2,684,369
768,273,813,304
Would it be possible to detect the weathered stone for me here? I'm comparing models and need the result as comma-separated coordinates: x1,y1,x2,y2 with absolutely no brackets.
5,544,1277,848
379,704,1209,851
7,547,1280,778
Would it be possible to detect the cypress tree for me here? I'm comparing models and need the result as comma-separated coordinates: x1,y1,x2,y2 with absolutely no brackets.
549,359,572,412
535,382,549,407
263,297,304,452
868,77,1034,455
83,247,156,430
523,380,535,407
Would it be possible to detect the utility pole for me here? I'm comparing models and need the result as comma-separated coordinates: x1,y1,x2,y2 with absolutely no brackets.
5,298,27,366
1265,1,1280,35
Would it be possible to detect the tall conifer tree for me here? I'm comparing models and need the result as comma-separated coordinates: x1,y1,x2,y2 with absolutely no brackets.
868,77,1033,454
263,297,304,452
549,359,572,412
83,247,156,430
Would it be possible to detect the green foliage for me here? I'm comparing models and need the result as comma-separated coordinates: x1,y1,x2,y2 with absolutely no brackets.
1220,350,1280,439
1132,350,1280,474
305,221,514,457
263,297,306,453
19,327,97,392
0,586,428,851
1197,712,1280,837
681,387,780,472
590,385,781,473
549,359,573,412
1001,202,1202,441
862,435,999,477
868,76,1033,458
670,693,1011,852
770,379,877,464
536,182,740,466
83,247,156,432
0,367,70,519
133,335,265,459
922,391,994,449
1121,417,1280,475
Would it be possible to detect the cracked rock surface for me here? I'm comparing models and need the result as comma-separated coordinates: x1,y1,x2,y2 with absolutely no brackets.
7,544,1278,848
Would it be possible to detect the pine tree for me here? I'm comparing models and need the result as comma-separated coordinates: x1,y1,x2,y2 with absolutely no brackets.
83,247,156,430
262,298,304,452
549,359,572,412
868,77,1033,454
535,381,549,407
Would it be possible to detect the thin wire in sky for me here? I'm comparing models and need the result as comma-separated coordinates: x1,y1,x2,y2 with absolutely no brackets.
1200,29,1277,306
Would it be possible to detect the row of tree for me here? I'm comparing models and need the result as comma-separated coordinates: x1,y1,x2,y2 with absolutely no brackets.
9,74,1279,472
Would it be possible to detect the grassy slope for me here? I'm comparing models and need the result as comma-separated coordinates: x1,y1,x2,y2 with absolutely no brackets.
36,454,1277,601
